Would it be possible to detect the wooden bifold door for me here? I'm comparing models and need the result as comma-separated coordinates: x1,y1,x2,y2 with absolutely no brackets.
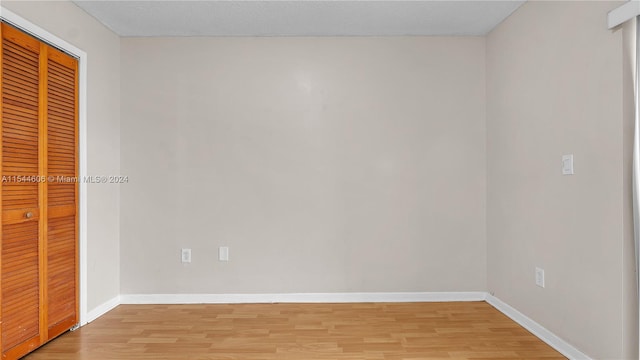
0,22,79,359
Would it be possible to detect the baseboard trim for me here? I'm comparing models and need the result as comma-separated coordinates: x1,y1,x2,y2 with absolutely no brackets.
120,291,487,305
84,295,121,325
485,294,592,360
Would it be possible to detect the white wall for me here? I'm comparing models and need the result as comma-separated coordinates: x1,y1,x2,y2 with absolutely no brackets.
486,1,636,358
2,1,121,312
120,37,487,295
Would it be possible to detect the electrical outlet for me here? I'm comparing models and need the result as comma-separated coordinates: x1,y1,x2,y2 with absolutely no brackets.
181,248,191,263
562,154,574,175
219,246,229,261
535,267,545,288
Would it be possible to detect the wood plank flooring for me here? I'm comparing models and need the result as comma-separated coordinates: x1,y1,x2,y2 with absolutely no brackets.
23,302,565,359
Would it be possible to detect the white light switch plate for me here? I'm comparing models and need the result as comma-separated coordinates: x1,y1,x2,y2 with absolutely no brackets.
181,248,191,263
562,154,574,175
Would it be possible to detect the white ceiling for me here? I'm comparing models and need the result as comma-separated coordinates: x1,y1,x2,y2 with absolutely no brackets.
72,1,525,37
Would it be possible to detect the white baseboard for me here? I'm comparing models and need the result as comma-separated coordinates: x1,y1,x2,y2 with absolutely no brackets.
485,294,592,360
120,291,487,305
84,295,121,325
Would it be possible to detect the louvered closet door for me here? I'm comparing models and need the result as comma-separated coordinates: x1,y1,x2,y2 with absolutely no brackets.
45,46,78,341
0,24,44,359
0,22,79,359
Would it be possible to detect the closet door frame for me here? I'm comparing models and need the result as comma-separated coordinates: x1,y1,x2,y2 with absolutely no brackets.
0,7,88,327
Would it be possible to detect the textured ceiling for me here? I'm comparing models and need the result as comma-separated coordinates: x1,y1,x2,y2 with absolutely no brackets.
72,1,525,37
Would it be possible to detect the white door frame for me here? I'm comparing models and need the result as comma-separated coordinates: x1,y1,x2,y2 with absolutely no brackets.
0,7,89,326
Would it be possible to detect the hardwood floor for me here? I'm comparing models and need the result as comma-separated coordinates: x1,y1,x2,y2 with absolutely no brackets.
24,302,565,359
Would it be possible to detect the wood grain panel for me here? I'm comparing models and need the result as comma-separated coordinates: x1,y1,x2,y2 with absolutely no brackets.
24,302,566,360
46,216,75,329
2,36,39,213
1,221,40,351
46,55,75,212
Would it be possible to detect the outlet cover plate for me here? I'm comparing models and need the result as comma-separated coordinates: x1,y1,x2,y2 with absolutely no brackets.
219,246,229,261
562,154,574,175
535,267,545,288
